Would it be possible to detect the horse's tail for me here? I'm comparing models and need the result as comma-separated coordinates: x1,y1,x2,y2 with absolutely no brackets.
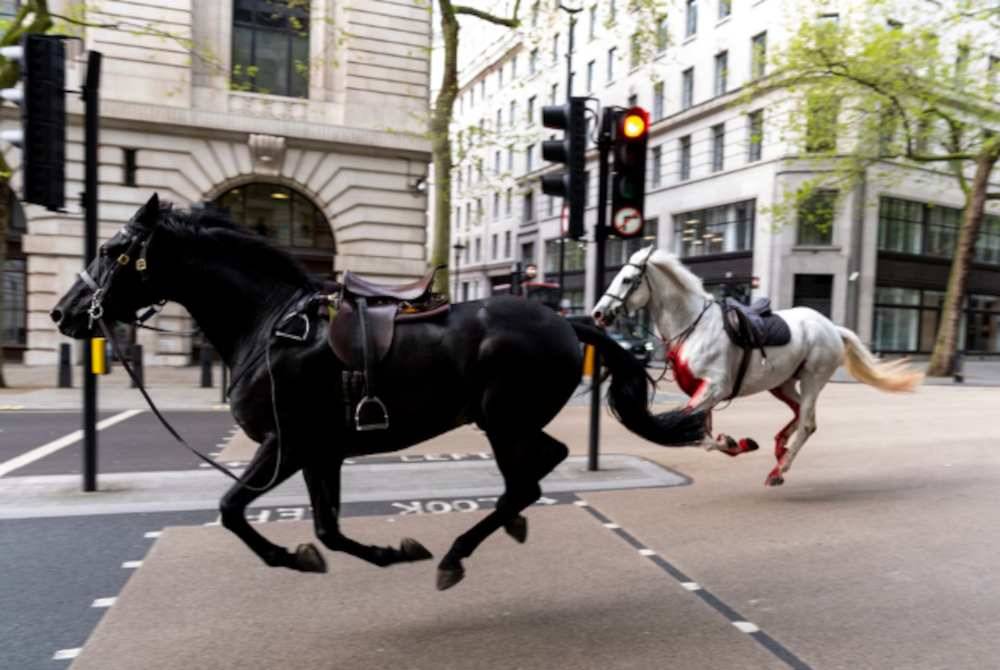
570,320,705,445
837,326,923,392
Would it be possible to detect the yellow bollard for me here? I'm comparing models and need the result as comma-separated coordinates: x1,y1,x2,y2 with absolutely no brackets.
91,337,108,375
582,344,595,377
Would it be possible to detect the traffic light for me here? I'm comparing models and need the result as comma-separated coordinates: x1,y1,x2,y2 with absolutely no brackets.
610,106,649,238
0,35,66,211
540,96,587,239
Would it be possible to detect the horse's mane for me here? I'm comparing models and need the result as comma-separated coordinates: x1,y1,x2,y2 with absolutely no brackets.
159,203,313,288
646,248,712,299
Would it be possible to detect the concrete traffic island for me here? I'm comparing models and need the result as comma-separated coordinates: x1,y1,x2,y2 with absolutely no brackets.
67,507,782,670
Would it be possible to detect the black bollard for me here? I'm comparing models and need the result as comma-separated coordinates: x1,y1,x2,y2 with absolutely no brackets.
200,345,213,388
953,350,964,384
58,342,73,388
129,344,144,388
220,363,228,403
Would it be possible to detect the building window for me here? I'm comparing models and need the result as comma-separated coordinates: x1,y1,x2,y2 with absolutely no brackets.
748,109,764,162
630,32,642,70
214,183,334,276
526,143,535,172
474,238,481,262
547,195,555,217
805,93,838,152
871,287,1000,354
530,48,538,74
751,31,767,79
979,213,1000,264
494,150,501,174
509,100,517,127
123,148,138,187
876,196,982,260
589,5,597,40
627,93,638,107
531,0,540,27
586,60,595,91
527,95,536,125
711,123,725,172
607,47,616,82
496,108,502,131
681,67,694,109
552,33,560,64
491,233,499,260
507,145,514,171
656,16,668,52
606,218,659,268
651,145,662,187
493,192,500,218
797,190,836,245
523,189,535,223
674,200,755,257
608,0,616,24
685,0,698,37
653,82,664,120
714,50,728,96
511,54,518,78
504,231,512,258
522,241,536,265
505,188,513,215
232,0,310,98
544,239,587,273
719,0,731,20
2,192,26,350
679,135,692,181
550,82,559,105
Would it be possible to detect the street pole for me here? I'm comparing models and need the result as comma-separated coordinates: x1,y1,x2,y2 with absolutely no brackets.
588,108,614,472
452,242,465,301
558,3,580,304
82,51,102,492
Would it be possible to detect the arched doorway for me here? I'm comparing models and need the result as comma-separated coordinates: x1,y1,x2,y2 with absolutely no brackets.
213,183,335,278
2,191,26,361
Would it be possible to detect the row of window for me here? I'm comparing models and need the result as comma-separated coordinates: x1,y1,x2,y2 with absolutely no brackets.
874,287,1000,354
879,197,1000,265
453,231,514,265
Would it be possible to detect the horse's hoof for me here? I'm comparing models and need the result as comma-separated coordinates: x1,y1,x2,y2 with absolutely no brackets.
436,565,465,591
739,438,759,454
505,515,528,544
400,537,433,562
293,543,327,573
764,472,785,487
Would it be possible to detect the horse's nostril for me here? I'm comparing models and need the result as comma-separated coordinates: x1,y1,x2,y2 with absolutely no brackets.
50,308,63,324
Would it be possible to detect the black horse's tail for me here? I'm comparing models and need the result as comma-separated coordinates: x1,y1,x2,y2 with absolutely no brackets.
570,320,705,446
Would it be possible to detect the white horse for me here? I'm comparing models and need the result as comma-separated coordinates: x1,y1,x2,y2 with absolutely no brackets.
593,246,923,486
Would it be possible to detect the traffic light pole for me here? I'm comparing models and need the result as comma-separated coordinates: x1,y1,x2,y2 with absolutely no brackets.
82,51,102,492
588,108,613,472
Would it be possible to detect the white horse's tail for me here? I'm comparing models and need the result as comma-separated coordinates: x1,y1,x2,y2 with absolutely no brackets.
837,327,923,392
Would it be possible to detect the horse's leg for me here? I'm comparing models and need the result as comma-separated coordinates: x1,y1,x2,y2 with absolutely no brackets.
766,371,831,486
765,380,802,485
218,436,322,572
302,460,433,568
436,430,568,591
684,382,758,457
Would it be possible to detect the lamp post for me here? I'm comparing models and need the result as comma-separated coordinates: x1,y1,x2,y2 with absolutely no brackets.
557,1,583,304
452,242,466,301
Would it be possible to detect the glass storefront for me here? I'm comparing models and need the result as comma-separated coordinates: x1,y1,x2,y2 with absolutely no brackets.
879,196,1000,264
873,286,999,354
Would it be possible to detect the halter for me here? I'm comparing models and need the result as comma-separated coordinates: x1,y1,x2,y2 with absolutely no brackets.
600,246,657,312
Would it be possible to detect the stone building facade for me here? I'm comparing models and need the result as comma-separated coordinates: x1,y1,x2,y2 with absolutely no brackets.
444,0,1000,356
2,0,432,365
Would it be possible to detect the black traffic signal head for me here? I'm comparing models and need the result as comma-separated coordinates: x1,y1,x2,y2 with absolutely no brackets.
540,97,588,239
0,35,66,211
611,106,649,237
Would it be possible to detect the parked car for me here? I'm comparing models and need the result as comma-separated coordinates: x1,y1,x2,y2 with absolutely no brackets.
608,330,656,366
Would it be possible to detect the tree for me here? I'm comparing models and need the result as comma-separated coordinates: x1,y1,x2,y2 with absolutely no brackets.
745,2,1000,376
429,0,522,296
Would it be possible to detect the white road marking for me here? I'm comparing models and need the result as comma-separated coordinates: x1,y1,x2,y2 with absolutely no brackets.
602,522,620,529
0,410,143,478
144,531,162,539
0,404,25,410
121,560,142,569
52,648,81,660
198,463,211,468
638,548,656,556
732,621,760,634
91,597,117,608
681,582,702,591
573,500,589,507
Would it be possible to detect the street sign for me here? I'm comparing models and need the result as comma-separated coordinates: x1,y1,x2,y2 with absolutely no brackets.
612,206,643,237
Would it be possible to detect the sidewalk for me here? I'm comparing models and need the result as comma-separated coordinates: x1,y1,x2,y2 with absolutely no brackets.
2,356,998,412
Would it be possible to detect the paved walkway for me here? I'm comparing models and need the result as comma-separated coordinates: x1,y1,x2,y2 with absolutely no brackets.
2,356,999,411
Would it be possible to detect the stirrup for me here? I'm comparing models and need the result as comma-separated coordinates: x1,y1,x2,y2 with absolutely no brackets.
354,395,389,432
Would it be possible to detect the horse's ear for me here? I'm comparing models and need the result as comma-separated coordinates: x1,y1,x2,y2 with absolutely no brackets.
136,193,160,229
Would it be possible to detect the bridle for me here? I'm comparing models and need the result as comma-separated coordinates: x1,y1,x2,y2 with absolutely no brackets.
76,223,279,491
600,246,657,317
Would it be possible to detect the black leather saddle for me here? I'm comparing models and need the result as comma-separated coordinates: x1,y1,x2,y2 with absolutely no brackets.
721,298,791,349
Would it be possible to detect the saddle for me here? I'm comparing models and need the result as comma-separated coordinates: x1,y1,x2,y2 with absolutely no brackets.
327,266,448,432
719,298,791,399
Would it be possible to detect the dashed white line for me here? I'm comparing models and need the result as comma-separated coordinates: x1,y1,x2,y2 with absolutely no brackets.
732,621,760,634
602,522,620,529
121,560,143,569
0,409,143,478
144,531,162,539
91,597,117,608
638,548,657,556
52,648,81,660
198,463,212,468
573,500,589,507
681,582,702,591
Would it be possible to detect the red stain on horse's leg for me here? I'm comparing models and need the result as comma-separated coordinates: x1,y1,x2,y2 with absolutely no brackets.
769,387,800,464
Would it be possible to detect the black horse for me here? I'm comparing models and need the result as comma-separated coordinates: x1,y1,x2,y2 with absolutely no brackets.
52,194,704,589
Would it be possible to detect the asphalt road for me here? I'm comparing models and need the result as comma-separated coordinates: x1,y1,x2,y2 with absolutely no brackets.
2,381,1000,669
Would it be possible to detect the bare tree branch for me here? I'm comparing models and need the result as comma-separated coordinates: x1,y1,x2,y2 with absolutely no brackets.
453,0,521,27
